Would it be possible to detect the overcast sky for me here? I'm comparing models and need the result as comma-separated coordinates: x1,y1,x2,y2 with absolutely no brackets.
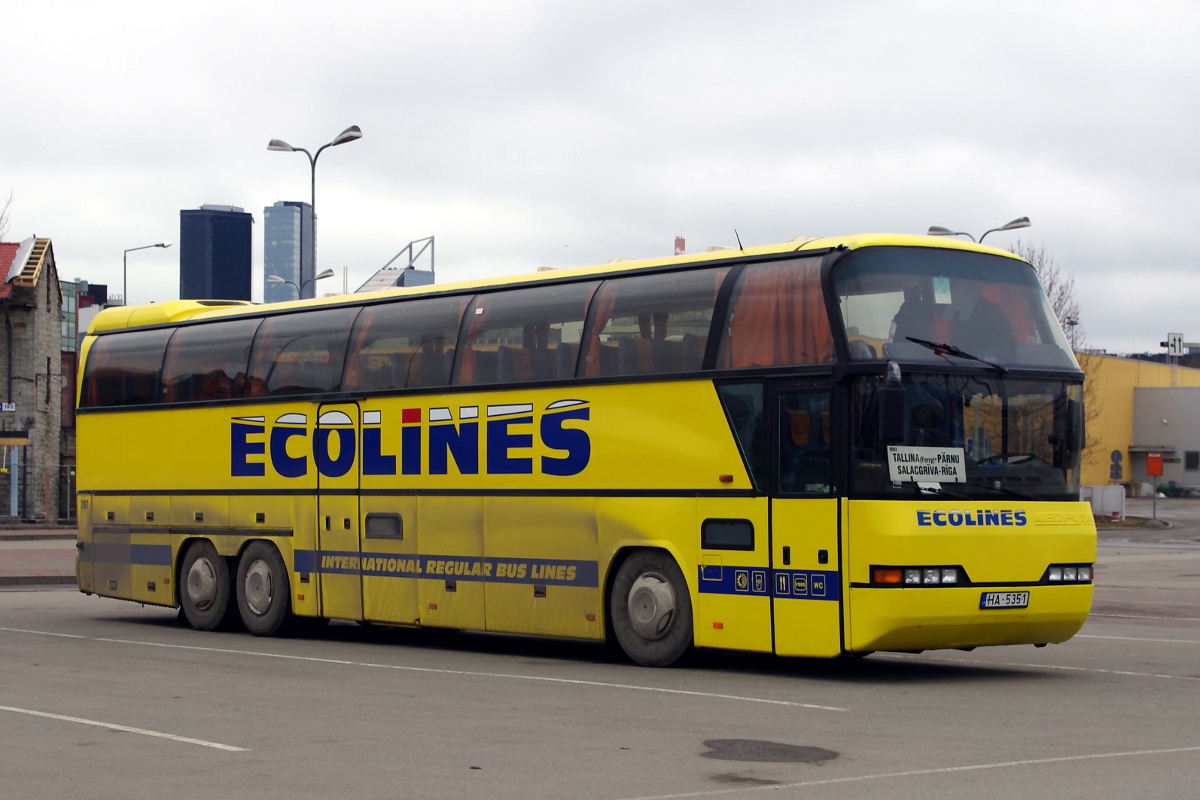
4,1,1197,354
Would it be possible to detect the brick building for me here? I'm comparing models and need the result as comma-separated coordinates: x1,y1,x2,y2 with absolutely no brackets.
1,237,64,520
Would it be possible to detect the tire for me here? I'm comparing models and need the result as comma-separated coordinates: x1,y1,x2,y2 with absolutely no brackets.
609,550,693,667
236,541,291,636
179,540,233,631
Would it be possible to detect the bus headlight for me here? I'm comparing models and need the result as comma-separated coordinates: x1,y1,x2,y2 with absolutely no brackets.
1043,563,1093,584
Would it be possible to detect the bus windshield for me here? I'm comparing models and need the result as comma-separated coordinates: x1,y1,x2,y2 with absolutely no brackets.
833,247,1078,370
851,371,1084,501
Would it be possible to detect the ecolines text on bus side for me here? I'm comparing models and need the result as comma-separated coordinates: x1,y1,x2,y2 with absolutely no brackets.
229,399,590,479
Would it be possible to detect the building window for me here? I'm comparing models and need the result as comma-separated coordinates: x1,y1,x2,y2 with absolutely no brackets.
1186,451,1199,471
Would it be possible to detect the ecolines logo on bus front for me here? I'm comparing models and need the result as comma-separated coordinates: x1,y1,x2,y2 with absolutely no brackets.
229,399,590,479
916,510,1028,527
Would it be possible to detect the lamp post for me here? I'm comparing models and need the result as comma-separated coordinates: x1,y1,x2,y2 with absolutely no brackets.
267,268,336,300
123,242,172,306
928,216,1030,244
267,125,362,293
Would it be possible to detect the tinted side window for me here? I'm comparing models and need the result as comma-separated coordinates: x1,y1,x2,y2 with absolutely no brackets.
717,258,835,368
80,328,173,407
343,295,467,391
582,268,726,377
162,318,260,402
778,391,832,495
246,307,359,397
456,282,598,385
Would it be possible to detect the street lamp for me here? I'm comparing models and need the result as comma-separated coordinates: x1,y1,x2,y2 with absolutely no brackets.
927,216,1031,244
267,125,362,288
267,268,336,300
123,242,172,306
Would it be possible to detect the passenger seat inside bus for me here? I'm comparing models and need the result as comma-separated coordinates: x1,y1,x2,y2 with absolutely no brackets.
496,346,557,383
555,343,579,378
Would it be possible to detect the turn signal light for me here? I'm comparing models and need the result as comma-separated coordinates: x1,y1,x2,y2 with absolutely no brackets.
873,568,902,584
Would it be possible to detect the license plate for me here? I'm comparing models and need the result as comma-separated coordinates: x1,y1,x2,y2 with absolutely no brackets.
980,591,1029,609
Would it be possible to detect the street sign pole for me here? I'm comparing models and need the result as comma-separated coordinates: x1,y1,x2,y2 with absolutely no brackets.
1147,452,1164,521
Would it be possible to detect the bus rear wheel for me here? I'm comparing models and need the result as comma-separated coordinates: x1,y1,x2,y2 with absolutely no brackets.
610,550,693,667
236,542,291,636
180,540,232,631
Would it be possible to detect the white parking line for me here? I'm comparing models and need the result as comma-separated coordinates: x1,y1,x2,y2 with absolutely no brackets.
617,744,1200,799
1078,634,1200,645
94,635,847,712
0,705,247,752
0,626,845,712
1091,612,1200,622
0,626,86,639
881,653,1200,682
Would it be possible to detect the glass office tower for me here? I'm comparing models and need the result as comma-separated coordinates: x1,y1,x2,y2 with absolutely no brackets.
263,201,315,302
179,205,253,301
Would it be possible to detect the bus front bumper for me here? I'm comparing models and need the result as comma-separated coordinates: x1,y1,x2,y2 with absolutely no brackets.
848,584,1093,653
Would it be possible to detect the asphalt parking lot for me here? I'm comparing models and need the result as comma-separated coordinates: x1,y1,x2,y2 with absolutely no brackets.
0,500,1197,799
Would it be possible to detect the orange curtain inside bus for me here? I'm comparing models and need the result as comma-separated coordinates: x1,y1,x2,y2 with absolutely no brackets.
724,261,834,368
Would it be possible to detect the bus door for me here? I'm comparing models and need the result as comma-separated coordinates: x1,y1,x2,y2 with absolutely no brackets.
359,405,419,626
316,403,363,621
770,386,842,657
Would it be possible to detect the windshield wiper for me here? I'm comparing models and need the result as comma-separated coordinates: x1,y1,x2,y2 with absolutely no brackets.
912,482,972,500
905,337,1007,374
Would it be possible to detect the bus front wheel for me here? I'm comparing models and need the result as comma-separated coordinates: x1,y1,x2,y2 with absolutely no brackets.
180,540,232,631
610,550,693,667
236,542,291,636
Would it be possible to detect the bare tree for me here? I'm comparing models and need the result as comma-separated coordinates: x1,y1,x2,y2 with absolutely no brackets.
0,190,11,240
1011,238,1103,463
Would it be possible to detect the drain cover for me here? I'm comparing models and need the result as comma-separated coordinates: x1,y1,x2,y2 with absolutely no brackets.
701,739,839,764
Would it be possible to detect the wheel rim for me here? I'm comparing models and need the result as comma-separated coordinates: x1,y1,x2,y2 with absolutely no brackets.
627,572,676,641
186,557,218,611
244,559,274,617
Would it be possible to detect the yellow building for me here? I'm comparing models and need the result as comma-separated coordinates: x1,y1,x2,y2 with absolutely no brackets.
1079,353,1200,486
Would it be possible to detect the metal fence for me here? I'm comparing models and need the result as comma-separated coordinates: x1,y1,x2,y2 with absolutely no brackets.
0,449,76,523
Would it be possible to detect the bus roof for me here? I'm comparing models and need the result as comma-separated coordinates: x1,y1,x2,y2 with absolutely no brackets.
85,233,1025,334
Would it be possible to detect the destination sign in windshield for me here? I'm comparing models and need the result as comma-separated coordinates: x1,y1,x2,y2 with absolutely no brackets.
887,446,966,483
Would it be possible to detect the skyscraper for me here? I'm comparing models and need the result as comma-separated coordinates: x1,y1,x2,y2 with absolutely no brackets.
179,205,253,301
263,201,314,302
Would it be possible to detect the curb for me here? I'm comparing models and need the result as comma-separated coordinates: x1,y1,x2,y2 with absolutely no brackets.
0,532,77,542
0,575,77,587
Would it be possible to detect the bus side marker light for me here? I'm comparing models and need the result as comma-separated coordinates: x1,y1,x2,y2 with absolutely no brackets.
297,594,304,601
586,614,596,621
713,621,724,629
718,474,733,483
873,569,902,584
429,603,438,610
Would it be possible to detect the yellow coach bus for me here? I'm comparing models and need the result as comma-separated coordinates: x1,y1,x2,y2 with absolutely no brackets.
74,234,1095,666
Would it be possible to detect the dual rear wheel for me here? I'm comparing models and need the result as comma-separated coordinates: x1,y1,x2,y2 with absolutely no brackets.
179,540,292,636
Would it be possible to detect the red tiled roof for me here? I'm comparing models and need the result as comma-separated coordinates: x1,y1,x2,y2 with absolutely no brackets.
0,242,19,299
